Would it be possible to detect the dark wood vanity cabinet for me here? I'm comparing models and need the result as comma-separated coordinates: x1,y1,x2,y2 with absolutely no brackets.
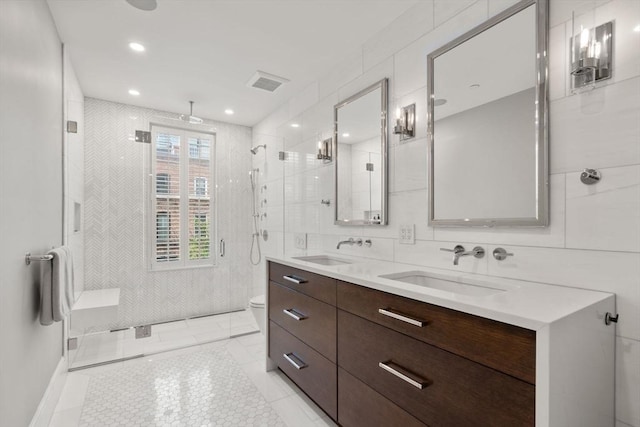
267,262,338,419
268,262,536,426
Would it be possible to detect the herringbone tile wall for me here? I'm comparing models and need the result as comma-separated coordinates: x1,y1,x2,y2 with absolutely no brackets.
83,98,254,331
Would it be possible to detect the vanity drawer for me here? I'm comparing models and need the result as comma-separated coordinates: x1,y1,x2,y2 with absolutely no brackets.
269,321,337,420
269,262,336,305
337,281,536,384
339,368,426,427
338,310,535,427
269,282,336,362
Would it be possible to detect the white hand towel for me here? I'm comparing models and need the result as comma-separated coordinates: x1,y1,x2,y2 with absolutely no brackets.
39,259,54,326
49,246,75,322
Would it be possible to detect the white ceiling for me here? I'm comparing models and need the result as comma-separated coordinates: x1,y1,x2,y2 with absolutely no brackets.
47,0,419,127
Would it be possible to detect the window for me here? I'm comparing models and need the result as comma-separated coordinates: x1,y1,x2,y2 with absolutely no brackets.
156,212,170,242
156,173,170,194
194,177,207,196
189,138,210,159
151,126,214,268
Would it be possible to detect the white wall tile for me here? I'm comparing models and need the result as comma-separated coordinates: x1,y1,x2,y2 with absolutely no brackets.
278,113,304,149
549,22,568,101
393,137,428,192
289,81,319,119
595,0,640,84
394,239,490,275
566,165,640,252
389,190,434,241
317,48,363,101
616,337,640,427
549,0,612,28
435,0,481,27
363,1,435,71
434,173,566,247
550,76,640,173
324,235,395,262
337,56,395,104
302,92,338,142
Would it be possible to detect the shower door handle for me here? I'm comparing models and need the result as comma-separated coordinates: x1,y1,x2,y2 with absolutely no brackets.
219,239,225,257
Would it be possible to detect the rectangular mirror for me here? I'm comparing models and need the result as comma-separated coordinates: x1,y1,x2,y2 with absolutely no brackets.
427,0,548,227
334,78,388,226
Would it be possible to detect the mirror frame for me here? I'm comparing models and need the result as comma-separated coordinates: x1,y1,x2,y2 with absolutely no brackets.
427,0,549,227
334,78,389,226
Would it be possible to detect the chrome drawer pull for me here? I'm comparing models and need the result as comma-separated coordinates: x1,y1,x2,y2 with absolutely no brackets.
378,361,428,390
378,308,425,327
283,353,307,370
283,308,308,321
283,275,308,284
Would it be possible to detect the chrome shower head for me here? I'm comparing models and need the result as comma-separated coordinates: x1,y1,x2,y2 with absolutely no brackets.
250,144,266,155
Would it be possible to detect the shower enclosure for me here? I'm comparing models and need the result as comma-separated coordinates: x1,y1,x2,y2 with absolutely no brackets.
65,98,258,370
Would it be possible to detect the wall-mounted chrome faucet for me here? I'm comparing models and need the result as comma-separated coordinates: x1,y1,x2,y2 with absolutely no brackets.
337,238,362,249
440,245,485,265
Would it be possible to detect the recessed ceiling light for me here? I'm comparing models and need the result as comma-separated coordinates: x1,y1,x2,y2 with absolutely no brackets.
290,123,300,128
128,42,145,52
469,84,480,89
342,133,350,137
434,99,447,106
634,24,640,32
128,89,140,96
224,109,234,115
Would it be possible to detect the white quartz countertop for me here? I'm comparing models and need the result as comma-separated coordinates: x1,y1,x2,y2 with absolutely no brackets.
266,255,614,331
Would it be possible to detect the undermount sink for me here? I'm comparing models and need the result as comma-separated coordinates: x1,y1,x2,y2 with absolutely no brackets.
379,271,506,297
292,255,353,266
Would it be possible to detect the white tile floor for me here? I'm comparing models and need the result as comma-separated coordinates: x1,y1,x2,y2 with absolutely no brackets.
51,333,337,427
69,310,260,370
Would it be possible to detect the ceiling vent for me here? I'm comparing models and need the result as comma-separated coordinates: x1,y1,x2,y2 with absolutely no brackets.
246,71,290,92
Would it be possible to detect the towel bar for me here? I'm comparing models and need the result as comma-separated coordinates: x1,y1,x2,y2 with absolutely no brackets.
25,252,54,265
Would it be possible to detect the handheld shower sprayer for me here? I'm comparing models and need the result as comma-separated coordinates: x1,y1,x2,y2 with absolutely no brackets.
250,144,266,155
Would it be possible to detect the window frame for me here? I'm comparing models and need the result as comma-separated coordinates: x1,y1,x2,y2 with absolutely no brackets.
149,125,216,271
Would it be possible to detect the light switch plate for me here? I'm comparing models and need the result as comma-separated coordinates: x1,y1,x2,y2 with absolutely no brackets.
399,224,415,244
294,233,307,249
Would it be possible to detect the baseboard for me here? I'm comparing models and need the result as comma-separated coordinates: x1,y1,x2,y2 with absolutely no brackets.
29,356,67,427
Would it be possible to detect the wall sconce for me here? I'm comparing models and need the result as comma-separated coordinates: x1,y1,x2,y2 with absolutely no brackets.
393,103,415,141
317,137,332,163
570,10,613,92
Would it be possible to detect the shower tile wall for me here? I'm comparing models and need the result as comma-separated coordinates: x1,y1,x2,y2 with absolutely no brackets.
252,1,640,426
84,98,253,331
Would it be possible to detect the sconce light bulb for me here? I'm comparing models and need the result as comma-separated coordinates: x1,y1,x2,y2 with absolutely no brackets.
594,41,601,59
580,28,590,49
395,107,402,120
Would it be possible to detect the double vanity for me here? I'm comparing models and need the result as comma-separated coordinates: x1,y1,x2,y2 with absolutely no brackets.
266,255,615,427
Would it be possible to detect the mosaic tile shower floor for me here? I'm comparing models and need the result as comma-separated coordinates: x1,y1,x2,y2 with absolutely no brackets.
50,335,336,427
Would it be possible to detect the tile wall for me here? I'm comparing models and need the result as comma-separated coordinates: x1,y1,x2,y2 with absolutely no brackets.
251,1,640,425
84,98,254,331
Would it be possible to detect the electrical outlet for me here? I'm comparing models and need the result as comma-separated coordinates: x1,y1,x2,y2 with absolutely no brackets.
399,224,415,244
294,233,307,249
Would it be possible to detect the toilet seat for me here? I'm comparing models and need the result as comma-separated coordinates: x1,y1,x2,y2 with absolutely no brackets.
249,294,265,308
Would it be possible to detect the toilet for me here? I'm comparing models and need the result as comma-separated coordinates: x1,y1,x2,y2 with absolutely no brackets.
249,294,265,333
